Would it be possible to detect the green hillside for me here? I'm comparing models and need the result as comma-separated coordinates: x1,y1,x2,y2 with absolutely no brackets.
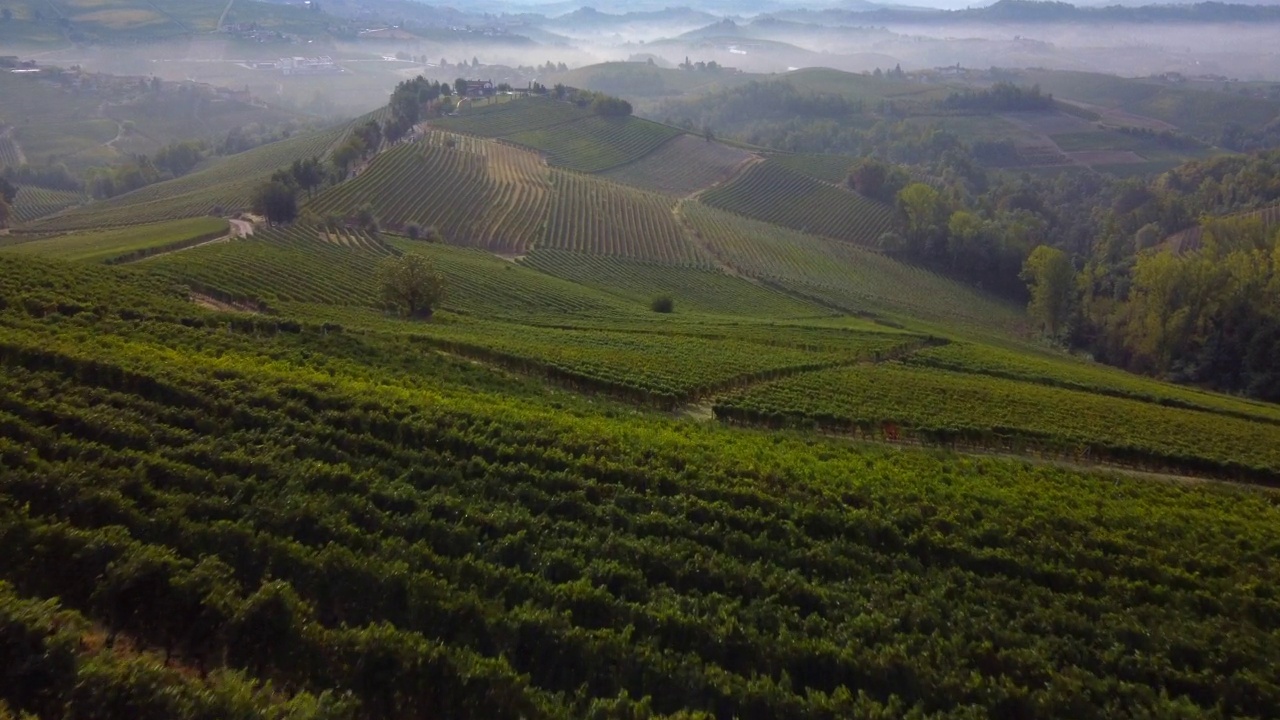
5,84,1280,720
700,160,898,248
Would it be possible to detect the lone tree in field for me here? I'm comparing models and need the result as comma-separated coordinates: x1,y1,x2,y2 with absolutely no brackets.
251,181,298,226
379,253,446,318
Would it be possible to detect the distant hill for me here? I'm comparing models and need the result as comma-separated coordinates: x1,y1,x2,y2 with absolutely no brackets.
772,0,1280,24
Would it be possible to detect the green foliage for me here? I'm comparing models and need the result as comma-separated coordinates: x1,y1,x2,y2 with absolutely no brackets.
650,295,673,313
1021,245,1074,337
251,181,298,226
377,253,446,318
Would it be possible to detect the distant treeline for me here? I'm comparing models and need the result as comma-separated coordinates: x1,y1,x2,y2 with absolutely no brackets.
942,83,1054,113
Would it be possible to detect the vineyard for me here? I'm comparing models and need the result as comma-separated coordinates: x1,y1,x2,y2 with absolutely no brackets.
681,201,1026,332
0,217,228,264
9,187,85,224
145,224,394,309
521,248,827,318
601,135,753,196
506,116,684,173
906,341,1280,425
541,171,703,264
699,160,898,247
382,237,637,319
310,132,551,254
767,153,859,184
30,124,349,232
3,250,1280,718
431,96,589,137
714,362,1280,479
0,130,21,168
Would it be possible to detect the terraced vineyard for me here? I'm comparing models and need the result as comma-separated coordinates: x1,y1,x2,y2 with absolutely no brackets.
522,248,826,318
601,135,753,195
9,187,85,223
714,363,1280,479
683,201,1025,332
542,171,702,264
769,153,858,184
0,217,228,264
30,125,348,232
146,224,394,309
310,132,550,254
431,96,589,137
506,115,684,173
700,160,897,247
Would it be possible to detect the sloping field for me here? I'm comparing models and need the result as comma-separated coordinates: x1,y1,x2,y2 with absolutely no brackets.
542,171,703,264
0,131,21,169
506,115,683,173
383,238,637,319
30,125,347,232
9,187,85,224
714,363,1280,478
601,135,752,195
310,132,551,254
0,217,227,264
146,224,394,308
521,248,827,318
699,160,897,247
768,153,858,184
683,201,1024,332
431,96,589,137
906,341,1280,425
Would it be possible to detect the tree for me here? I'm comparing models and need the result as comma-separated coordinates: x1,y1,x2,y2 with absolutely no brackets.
651,296,674,313
0,176,16,204
896,182,949,257
378,253,446,318
1021,245,1075,337
251,181,298,226
289,156,326,199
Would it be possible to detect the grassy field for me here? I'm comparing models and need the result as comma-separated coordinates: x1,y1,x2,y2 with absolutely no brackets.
0,217,228,263
600,134,752,195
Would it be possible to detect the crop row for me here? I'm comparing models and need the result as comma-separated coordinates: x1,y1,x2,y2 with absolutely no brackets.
767,153,858,184
506,115,683,173
311,133,549,254
521,248,826,318
9,186,84,223
906,341,1280,426
146,224,393,309
0,216,228,264
681,201,1026,332
542,171,700,264
0,133,21,169
601,135,753,196
713,362,1280,479
700,160,897,247
408,315,915,406
3,279,1279,718
431,96,589,138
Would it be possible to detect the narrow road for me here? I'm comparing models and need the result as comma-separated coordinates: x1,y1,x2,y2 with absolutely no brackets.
129,216,254,263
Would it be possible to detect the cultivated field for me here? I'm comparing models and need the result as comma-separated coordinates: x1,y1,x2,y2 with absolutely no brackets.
699,160,897,247
601,135,752,195
0,216,227,263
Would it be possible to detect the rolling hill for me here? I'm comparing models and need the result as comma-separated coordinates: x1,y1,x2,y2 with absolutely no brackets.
3,84,1280,720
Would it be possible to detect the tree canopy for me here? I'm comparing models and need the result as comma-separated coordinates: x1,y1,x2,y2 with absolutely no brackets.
378,253,446,318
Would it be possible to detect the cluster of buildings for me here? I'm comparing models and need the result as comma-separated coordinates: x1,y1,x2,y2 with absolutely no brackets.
277,56,341,76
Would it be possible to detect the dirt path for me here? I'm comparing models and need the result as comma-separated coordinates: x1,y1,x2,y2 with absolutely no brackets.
128,217,255,263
